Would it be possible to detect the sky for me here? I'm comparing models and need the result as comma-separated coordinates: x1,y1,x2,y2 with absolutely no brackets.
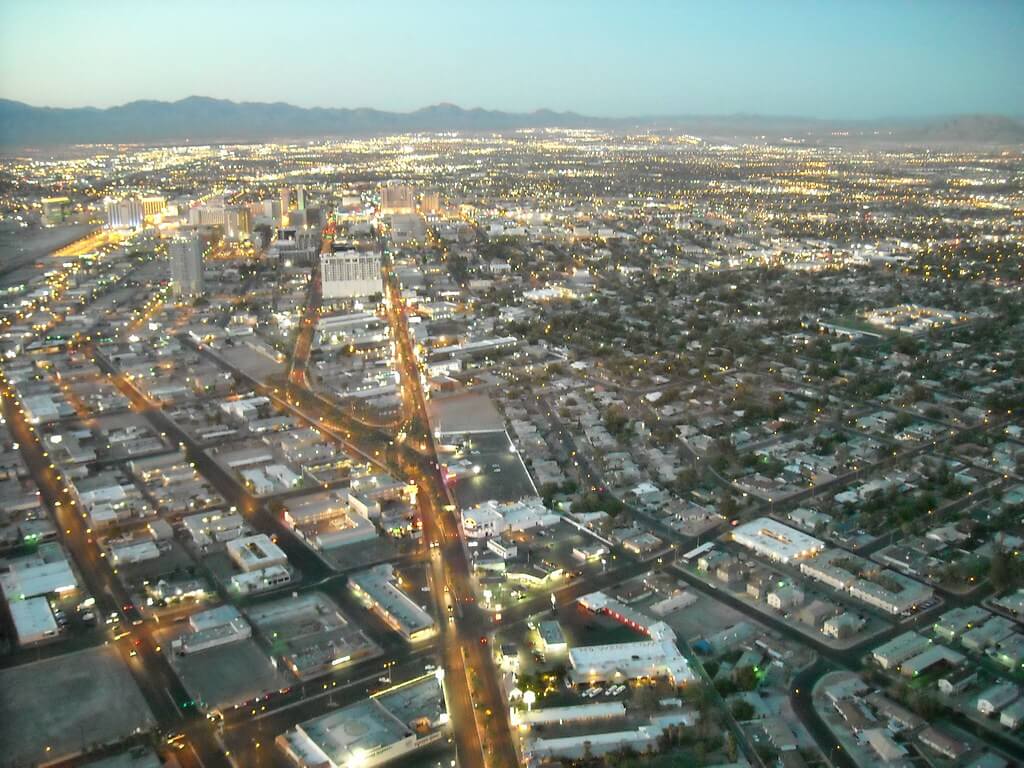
1,0,1022,119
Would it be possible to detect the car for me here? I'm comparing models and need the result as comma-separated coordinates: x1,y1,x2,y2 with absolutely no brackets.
81,611,96,625
479,636,488,645
165,732,186,751
121,602,143,626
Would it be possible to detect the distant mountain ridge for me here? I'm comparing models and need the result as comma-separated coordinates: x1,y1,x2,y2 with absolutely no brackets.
1,96,1022,148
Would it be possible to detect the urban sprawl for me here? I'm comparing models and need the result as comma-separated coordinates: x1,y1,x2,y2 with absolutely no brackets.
0,130,1023,768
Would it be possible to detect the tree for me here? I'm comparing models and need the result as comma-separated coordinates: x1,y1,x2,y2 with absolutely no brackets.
731,699,756,721
990,543,1023,593
908,690,944,719
723,732,738,761
604,405,629,436
540,482,560,508
673,467,698,495
719,491,738,519
734,665,759,691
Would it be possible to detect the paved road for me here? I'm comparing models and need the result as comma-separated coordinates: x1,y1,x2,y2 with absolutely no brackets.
170,257,516,768
382,270,518,768
0,373,230,768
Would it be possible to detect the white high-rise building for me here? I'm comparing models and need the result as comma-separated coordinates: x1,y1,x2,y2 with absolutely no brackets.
104,197,144,230
321,250,383,298
170,234,205,299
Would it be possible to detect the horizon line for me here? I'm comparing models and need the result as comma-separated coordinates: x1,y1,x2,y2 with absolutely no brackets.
2,94,1023,124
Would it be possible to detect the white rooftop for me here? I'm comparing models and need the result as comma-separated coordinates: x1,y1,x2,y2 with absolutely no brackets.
732,517,824,563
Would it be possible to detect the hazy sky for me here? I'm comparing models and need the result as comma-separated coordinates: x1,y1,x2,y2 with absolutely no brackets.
2,0,1022,118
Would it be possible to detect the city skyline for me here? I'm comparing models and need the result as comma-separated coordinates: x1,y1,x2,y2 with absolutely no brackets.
1,4,1023,768
1,0,1023,119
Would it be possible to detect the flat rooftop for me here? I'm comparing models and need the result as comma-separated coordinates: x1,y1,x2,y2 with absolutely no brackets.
428,391,505,434
450,430,538,508
0,645,156,766
303,698,408,763
281,675,446,766
246,592,380,676
162,631,289,710
350,565,435,637
732,517,824,562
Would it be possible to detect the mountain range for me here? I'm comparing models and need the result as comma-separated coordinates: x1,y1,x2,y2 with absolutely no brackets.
1,96,1023,148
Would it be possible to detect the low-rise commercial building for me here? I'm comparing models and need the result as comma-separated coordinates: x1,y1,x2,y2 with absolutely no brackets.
899,645,964,678
226,534,288,572
172,605,252,655
277,673,448,768
847,570,932,615
525,712,697,761
567,621,696,687
8,596,59,645
461,497,554,539
230,565,292,595
349,564,435,642
731,518,824,563
977,682,1020,716
872,632,931,670
918,726,971,760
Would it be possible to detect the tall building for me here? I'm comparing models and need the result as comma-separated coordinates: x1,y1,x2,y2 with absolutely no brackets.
41,196,72,226
280,188,292,226
188,205,225,227
257,199,281,223
305,206,323,229
224,206,251,240
420,190,441,214
380,181,415,215
321,250,383,298
140,195,166,219
104,196,144,230
296,185,306,211
169,234,205,299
